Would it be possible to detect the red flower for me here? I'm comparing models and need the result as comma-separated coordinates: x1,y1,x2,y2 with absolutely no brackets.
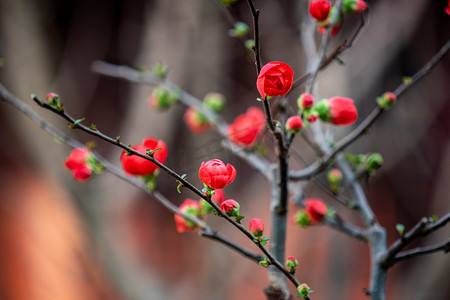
228,107,265,147
220,199,240,216
64,148,94,182
309,1,331,21
316,97,358,125
249,218,264,236
256,62,294,99
304,198,328,224
298,93,314,109
328,97,358,125
174,199,203,233
199,159,236,189
446,1,450,15
184,107,211,134
120,137,168,176
286,116,303,134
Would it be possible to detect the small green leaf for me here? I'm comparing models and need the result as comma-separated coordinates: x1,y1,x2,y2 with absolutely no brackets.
260,240,267,246
402,76,412,85
244,39,255,50
262,237,270,241
429,215,438,222
396,223,405,236
201,187,207,193
73,118,85,126
235,215,245,222
89,124,97,130
256,97,262,102
181,174,187,179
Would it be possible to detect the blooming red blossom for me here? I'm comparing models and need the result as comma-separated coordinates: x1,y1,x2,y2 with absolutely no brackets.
304,198,328,224
64,148,94,182
220,199,240,216
309,0,331,21
184,107,211,134
249,218,264,236
256,62,294,99
228,107,265,147
343,0,368,15
174,199,203,233
316,97,358,125
199,159,236,189
120,137,168,176
286,116,303,134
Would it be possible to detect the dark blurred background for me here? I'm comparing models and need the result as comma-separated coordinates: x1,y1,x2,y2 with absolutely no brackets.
0,0,449,299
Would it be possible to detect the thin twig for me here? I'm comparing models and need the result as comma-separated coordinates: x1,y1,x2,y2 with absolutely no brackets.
246,0,261,73
382,213,450,268
305,0,344,94
292,12,367,90
393,238,450,264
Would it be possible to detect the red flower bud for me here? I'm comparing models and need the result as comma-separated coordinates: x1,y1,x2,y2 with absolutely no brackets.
446,1,450,15
377,91,397,110
64,148,94,182
228,107,265,147
309,1,331,21
304,198,328,224
256,62,294,99
286,116,303,134
307,111,319,123
249,218,264,236
184,107,211,134
220,199,240,217
286,256,299,271
298,93,314,109
120,137,168,176
203,92,225,112
174,199,203,233
199,159,236,189
316,97,358,125
327,168,343,193
343,0,368,15
148,86,177,111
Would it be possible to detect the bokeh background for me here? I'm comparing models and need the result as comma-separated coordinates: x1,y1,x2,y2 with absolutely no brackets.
0,0,449,299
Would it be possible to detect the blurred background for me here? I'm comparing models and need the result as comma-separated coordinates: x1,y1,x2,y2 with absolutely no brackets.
0,0,449,299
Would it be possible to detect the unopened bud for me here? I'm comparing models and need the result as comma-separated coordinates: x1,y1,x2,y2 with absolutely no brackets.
297,93,314,109
151,62,169,79
249,218,264,237
228,22,249,38
343,0,368,15
286,256,299,273
203,92,225,112
149,86,177,110
221,199,240,217
327,168,343,193
286,116,303,134
377,91,397,110
297,283,312,298
366,153,383,171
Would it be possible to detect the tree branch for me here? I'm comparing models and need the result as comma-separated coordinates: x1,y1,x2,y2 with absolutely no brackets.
393,238,450,264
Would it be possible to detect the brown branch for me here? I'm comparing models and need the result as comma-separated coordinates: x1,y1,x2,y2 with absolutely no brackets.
246,0,262,73
289,38,450,181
